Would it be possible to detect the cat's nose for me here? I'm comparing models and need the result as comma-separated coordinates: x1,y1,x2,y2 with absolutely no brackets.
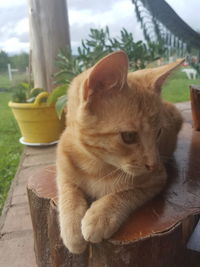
145,163,158,171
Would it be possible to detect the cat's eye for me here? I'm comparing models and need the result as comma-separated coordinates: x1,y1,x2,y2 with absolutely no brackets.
121,132,137,144
157,128,162,139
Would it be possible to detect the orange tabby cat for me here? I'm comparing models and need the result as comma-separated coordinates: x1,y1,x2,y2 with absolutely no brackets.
56,51,183,254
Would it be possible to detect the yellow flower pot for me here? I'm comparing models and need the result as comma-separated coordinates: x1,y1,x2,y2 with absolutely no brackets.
8,92,65,145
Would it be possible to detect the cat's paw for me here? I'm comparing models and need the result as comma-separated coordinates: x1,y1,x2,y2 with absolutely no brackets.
81,205,119,243
61,229,87,254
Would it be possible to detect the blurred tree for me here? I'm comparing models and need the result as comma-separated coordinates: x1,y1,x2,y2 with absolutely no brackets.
55,27,166,85
0,50,9,71
52,27,166,117
9,52,29,71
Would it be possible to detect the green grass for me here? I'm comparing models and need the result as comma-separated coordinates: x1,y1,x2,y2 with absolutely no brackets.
0,73,12,90
0,72,27,90
162,68,200,103
0,92,23,214
0,72,25,214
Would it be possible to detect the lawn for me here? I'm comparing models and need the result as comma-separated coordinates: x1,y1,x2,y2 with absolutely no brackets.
0,92,23,214
0,72,27,91
162,68,200,103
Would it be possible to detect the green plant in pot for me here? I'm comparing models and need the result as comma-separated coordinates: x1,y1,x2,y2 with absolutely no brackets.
9,83,65,145
48,50,83,118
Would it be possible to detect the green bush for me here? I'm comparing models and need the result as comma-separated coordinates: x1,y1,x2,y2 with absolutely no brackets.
52,27,166,116
55,27,165,85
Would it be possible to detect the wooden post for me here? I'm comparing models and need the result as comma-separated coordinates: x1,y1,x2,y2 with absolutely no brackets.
190,85,200,131
28,0,71,92
8,64,12,81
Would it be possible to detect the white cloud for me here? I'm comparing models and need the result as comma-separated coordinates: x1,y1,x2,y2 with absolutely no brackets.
0,37,29,53
166,0,200,31
68,0,117,13
14,18,29,35
0,0,140,54
1,0,198,54
0,17,29,54
68,0,144,53
0,0,26,8
69,0,134,27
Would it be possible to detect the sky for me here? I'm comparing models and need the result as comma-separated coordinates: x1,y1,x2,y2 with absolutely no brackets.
0,0,199,54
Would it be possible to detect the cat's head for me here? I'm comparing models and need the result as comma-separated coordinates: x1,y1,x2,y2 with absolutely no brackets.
73,51,183,176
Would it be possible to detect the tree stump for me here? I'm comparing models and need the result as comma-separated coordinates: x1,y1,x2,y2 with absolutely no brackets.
27,122,200,267
190,84,200,131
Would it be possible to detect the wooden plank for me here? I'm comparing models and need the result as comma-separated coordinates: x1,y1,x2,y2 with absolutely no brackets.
190,85,200,131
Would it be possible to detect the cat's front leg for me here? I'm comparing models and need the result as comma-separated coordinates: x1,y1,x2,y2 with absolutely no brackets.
58,181,88,254
81,171,166,243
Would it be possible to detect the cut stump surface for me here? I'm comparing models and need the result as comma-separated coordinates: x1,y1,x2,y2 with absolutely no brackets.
27,122,200,267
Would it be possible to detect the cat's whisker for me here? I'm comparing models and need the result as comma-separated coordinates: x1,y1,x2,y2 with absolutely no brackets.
121,172,128,185
113,170,133,187
114,171,124,187
90,168,120,189
114,169,131,187
99,168,120,181
79,158,103,175
124,172,130,184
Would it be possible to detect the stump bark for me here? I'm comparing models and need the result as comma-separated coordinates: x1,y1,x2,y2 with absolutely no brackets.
190,84,200,131
27,122,200,267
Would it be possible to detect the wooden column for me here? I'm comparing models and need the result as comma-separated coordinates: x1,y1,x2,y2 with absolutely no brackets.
28,0,71,92
190,85,200,131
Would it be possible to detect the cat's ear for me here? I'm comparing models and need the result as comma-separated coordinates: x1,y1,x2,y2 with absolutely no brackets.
83,51,128,100
131,59,184,94
150,59,185,94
